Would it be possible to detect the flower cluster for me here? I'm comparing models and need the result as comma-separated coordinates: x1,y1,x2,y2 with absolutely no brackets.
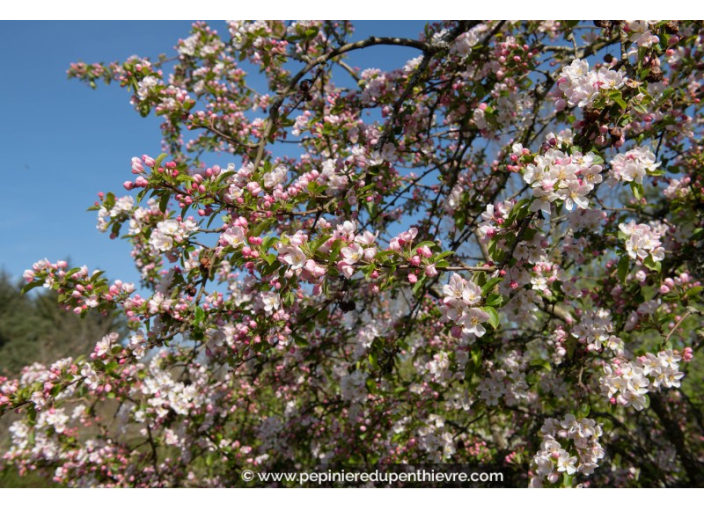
149,218,199,252
555,59,625,109
340,369,368,404
663,177,691,200
263,164,288,189
23,259,135,314
571,308,623,353
600,350,685,410
625,20,660,48
337,225,378,279
530,414,605,487
477,366,529,406
608,146,661,185
416,414,457,462
141,356,208,417
97,195,135,232
476,200,514,242
618,220,665,263
450,23,489,57
523,148,603,215
440,274,490,341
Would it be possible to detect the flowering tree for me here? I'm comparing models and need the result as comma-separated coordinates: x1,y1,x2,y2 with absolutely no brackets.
2,20,704,488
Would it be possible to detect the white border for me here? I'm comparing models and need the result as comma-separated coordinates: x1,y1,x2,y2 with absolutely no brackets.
0,1,699,21
0,487,693,507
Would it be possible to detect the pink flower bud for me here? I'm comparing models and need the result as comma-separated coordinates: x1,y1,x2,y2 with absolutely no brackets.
683,347,694,362
131,157,144,174
247,182,262,195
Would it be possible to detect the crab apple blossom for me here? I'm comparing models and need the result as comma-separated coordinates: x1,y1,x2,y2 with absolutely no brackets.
608,146,661,185
555,58,626,109
3,20,704,489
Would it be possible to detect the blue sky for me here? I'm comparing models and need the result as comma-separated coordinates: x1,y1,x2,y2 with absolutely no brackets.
0,21,428,286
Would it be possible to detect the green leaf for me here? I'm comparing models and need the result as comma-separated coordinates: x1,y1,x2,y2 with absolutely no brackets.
329,239,343,263
154,153,168,171
487,237,504,262
158,193,170,214
369,351,379,369
686,286,703,298
21,280,45,295
104,192,116,209
471,347,481,367
481,277,503,295
562,473,574,488
482,306,500,329
530,358,552,372
364,199,377,217
633,103,649,114
484,293,503,308
577,403,590,419
434,250,454,260
609,90,628,109
507,198,530,223
310,235,331,253
630,182,644,200
261,236,279,252
454,212,466,230
89,270,105,282
293,334,309,347
64,267,81,278
415,241,435,250
643,255,661,272
194,306,205,325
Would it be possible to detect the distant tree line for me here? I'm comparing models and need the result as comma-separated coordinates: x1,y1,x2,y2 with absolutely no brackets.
0,271,126,377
